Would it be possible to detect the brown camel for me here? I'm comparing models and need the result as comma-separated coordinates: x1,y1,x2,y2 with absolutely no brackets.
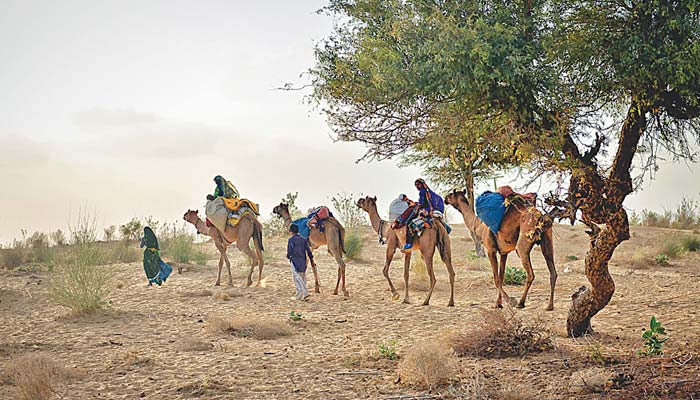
444,190,557,310
272,203,349,297
356,196,455,306
183,209,264,287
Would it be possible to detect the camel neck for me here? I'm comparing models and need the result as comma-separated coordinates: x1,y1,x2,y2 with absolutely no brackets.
456,199,483,234
190,217,210,237
280,211,293,228
366,205,384,234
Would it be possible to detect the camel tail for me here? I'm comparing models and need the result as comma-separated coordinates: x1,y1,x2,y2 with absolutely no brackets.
338,222,346,255
253,218,264,252
435,220,450,262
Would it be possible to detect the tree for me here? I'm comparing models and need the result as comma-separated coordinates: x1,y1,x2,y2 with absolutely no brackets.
311,0,700,336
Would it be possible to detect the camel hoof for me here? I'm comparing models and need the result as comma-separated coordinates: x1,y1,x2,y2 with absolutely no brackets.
392,293,400,301
494,303,503,309
447,301,455,307
332,290,338,296
402,299,411,305
421,301,430,306
315,288,320,294
214,282,221,287
516,303,525,309
343,291,349,298
246,279,253,287
545,305,554,311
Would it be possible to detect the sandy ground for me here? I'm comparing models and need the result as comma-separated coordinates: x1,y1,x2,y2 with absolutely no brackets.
1,224,699,399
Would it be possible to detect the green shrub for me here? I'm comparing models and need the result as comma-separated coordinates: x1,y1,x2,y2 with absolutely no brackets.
565,255,578,261
330,192,367,228
504,266,526,285
343,230,363,260
660,241,684,259
119,218,143,242
639,316,668,356
654,253,669,266
50,245,112,314
378,340,398,360
681,236,700,252
161,228,207,264
289,310,303,321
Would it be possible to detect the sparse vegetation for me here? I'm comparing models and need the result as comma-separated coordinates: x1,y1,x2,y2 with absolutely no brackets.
119,218,143,242
5,353,73,400
160,225,208,264
681,235,700,252
639,316,668,356
450,309,553,358
397,342,458,387
330,192,367,228
50,245,113,314
654,253,669,266
103,225,116,241
565,255,578,261
632,198,700,229
377,340,398,360
289,310,303,321
504,265,526,285
265,192,303,237
343,230,364,260
205,315,293,340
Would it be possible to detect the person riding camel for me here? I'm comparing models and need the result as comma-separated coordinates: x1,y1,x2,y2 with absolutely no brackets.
207,175,240,201
401,179,447,250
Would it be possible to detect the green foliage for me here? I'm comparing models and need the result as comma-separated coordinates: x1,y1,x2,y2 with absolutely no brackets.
50,245,113,314
466,250,481,261
330,192,367,228
565,255,578,261
103,225,116,241
660,240,685,259
639,317,669,356
50,230,66,247
681,236,700,252
160,225,208,264
504,266,526,285
343,230,364,260
119,218,143,242
266,192,304,237
654,253,669,266
378,340,398,360
289,310,303,321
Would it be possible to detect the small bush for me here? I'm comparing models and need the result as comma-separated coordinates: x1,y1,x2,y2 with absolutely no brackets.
640,316,668,356
565,255,578,261
504,265,526,285
161,228,207,264
50,246,112,314
660,240,685,259
289,310,303,321
6,354,72,400
103,225,117,241
344,230,364,260
397,342,458,387
654,253,669,266
1,241,27,268
119,218,143,242
378,340,398,360
681,236,700,252
450,309,553,358
330,192,367,228
50,230,66,247
205,316,293,340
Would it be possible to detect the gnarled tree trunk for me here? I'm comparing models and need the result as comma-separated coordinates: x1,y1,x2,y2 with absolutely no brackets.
565,99,647,336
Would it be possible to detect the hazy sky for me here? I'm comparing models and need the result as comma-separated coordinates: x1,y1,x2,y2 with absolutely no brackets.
1,1,698,244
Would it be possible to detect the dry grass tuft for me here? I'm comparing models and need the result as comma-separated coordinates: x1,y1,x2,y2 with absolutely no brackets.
570,367,610,394
450,308,553,358
212,290,241,301
498,382,539,399
397,342,459,387
5,353,73,400
176,375,229,396
176,338,213,352
205,315,293,340
181,289,213,298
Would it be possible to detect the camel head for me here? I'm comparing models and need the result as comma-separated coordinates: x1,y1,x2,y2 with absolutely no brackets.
183,209,200,224
444,189,468,208
272,203,289,218
355,196,377,212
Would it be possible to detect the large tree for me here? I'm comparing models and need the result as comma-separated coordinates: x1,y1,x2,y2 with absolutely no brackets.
312,0,700,336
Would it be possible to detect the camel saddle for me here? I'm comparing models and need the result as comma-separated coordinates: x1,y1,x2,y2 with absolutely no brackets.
221,197,260,215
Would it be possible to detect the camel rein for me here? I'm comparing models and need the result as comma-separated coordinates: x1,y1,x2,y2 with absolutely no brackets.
377,219,387,245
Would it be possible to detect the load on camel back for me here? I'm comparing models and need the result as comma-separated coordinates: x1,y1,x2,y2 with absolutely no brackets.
291,206,333,239
476,186,538,235
204,175,260,233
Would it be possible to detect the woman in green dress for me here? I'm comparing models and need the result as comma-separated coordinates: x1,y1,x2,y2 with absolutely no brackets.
140,227,172,286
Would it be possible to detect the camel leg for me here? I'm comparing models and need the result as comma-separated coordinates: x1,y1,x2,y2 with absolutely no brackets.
383,236,400,300
421,245,437,306
402,252,411,304
516,240,536,308
224,248,233,286
254,242,264,287
331,252,348,298
309,251,321,293
441,250,455,307
487,251,502,307
498,252,517,307
540,228,557,311
214,249,224,286
237,241,256,287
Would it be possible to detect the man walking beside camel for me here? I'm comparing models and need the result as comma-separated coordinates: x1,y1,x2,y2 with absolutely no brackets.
287,224,315,301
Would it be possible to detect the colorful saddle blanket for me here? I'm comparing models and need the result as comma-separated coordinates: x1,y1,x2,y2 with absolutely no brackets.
222,197,260,215
227,207,256,227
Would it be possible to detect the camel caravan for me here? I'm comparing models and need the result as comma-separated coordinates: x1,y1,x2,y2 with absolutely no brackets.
174,175,556,309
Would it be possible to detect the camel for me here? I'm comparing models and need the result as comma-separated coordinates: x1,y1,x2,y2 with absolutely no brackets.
444,189,557,310
356,196,455,306
183,209,264,287
272,203,349,297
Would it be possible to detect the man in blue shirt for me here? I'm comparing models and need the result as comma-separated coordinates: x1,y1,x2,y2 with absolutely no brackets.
287,224,315,301
403,178,448,250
